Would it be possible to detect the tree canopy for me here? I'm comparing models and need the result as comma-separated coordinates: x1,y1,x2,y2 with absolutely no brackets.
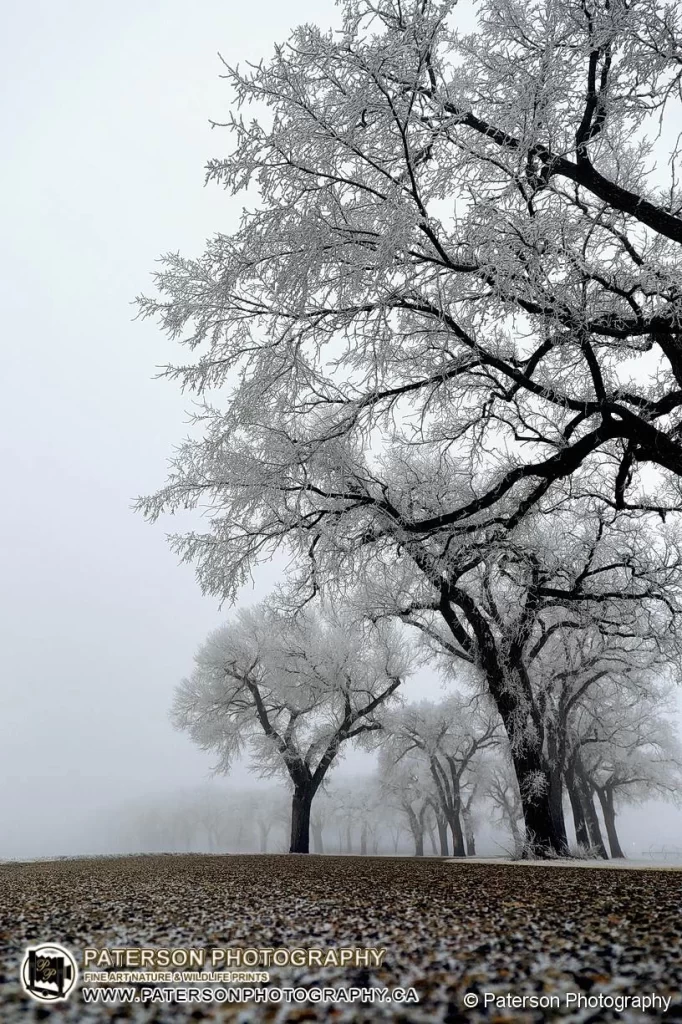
172,602,409,850
138,0,682,605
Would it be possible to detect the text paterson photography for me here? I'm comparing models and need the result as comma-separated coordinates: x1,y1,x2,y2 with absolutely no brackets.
82,947,386,970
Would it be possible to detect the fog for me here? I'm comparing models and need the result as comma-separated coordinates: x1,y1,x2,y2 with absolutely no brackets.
2,0,681,864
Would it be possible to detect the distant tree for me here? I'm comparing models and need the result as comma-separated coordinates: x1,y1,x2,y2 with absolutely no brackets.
484,760,526,858
461,780,480,857
574,681,682,858
171,603,409,853
387,818,406,856
378,752,435,857
250,788,290,853
192,785,231,852
324,782,358,853
310,788,333,855
352,781,385,855
381,694,499,855
323,779,384,854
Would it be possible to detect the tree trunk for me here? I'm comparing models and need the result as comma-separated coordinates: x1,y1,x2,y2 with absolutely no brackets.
345,823,352,854
565,765,590,849
574,757,609,858
360,821,368,856
595,786,625,859
290,786,313,854
449,808,466,857
437,817,449,857
427,824,438,856
462,809,476,856
510,744,568,856
548,760,567,850
405,805,425,857
311,822,325,854
486,665,567,856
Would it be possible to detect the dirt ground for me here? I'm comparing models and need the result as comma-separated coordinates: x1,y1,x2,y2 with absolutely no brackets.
1,854,680,1022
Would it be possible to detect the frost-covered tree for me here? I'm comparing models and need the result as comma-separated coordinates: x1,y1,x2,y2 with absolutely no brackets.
250,787,290,853
364,508,682,853
310,788,333,854
461,779,480,856
138,0,682,529
523,580,677,857
378,750,436,856
483,759,526,857
381,694,499,855
171,603,409,852
138,0,682,853
572,680,682,857
564,742,609,858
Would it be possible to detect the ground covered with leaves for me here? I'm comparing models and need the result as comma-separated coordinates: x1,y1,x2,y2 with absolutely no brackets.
0,854,680,1022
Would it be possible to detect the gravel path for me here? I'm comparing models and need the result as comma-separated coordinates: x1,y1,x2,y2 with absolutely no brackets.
0,854,680,1022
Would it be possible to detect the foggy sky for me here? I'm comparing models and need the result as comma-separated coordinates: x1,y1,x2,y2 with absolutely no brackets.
2,0,680,860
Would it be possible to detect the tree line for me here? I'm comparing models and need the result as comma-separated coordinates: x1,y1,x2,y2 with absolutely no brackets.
171,601,681,855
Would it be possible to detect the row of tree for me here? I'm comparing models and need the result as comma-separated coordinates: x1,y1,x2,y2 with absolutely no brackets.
138,0,682,854
118,673,680,860
171,601,681,855
379,687,681,859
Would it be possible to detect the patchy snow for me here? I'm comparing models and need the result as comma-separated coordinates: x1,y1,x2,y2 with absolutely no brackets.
1,853,680,1022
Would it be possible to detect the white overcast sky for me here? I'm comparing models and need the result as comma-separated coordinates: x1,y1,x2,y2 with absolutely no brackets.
2,0,680,859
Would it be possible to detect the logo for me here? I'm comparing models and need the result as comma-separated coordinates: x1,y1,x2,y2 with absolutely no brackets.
21,943,78,1002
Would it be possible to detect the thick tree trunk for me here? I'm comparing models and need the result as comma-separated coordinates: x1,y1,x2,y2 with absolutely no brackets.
449,808,466,857
595,786,625,859
548,761,566,848
437,818,450,857
290,787,313,854
311,823,325,854
584,795,609,859
565,765,590,849
574,758,609,858
405,806,425,857
511,745,568,856
462,809,476,856
486,666,568,856
427,824,438,856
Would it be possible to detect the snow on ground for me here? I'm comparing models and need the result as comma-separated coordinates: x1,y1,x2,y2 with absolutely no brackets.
452,856,682,871
0,853,680,1022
